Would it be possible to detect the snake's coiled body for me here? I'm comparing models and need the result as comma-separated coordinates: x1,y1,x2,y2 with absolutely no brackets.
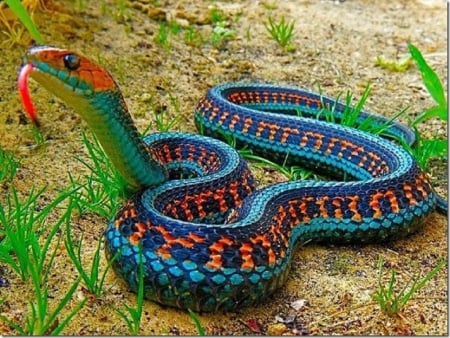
19,47,444,313
105,85,437,312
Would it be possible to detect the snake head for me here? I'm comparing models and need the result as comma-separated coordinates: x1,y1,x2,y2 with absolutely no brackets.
18,45,168,190
18,45,119,126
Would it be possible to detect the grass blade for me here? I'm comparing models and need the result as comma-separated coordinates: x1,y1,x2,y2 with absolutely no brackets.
188,309,206,335
3,0,44,43
408,42,447,118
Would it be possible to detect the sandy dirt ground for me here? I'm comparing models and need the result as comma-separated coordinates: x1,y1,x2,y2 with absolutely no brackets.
0,0,447,335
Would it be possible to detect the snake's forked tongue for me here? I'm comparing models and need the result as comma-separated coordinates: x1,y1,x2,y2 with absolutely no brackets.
18,63,40,126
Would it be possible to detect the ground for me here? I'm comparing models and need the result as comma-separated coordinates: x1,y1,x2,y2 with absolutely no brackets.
0,0,447,335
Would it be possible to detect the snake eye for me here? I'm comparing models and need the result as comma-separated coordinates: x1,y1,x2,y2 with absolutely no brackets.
63,53,80,70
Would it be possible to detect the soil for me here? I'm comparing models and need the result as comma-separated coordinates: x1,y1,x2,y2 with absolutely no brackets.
0,0,447,335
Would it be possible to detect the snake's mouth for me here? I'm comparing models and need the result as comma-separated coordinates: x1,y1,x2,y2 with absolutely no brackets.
18,46,68,126
18,60,83,127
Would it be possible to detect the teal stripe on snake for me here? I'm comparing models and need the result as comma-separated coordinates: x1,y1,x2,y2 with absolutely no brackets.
19,47,446,313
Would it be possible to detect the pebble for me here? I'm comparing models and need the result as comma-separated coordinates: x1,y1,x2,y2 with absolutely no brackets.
267,323,288,336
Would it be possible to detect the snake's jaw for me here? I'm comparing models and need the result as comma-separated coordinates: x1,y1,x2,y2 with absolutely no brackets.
19,61,94,127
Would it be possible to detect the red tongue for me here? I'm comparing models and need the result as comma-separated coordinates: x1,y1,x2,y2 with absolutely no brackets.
18,64,39,126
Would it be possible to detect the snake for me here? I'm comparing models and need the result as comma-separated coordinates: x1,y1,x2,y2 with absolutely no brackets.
18,46,446,312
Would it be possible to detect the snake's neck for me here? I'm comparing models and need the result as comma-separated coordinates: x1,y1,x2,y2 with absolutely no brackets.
83,90,167,191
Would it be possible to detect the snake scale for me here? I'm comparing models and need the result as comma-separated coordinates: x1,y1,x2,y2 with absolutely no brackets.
18,46,446,312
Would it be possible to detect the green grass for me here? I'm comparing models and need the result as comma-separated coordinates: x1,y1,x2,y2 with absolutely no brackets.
372,256,446,316
209,7,226,24
154,21,171,50
0,276,85,335
112,245,145,335
0,186,69,281
68,131,127,219
265,16,295,52
152,93,182,132
211,21,235,49
408,43,447,126
64,201,120,297
373,43,448,170
184,26,204,47
0,186,86,334
29,124,46,146
409,136,447,172
112,0,131,22
375,54,412,72
403,43,447,170
0,147,19,182
315,84,411,143
154,21,181,51
304,43,447,172
187,309,206,335
321,85,372,127
99,0,131,23
369,43,448,171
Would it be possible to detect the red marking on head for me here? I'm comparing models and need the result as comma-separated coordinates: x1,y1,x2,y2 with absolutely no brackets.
32,49,116,91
